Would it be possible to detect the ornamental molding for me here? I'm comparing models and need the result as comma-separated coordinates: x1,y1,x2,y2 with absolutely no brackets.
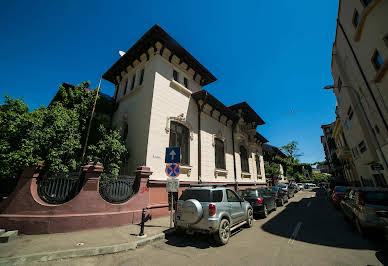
165,114,194,140
212,130,226,147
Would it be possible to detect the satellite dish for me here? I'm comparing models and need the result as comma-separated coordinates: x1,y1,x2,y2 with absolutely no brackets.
119,50,126,56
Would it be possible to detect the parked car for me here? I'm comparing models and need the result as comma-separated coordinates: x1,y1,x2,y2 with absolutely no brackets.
340,187,388,237
175,184,253,245
289,183,299,193
331,186,349,208
278,183,295,198
270,186,289,206
238,188,277,218
297,183,304,190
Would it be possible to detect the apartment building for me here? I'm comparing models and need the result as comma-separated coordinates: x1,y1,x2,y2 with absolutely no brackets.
321,122,343,178
326,0,388,187
332,117,360,186
102,25,267,205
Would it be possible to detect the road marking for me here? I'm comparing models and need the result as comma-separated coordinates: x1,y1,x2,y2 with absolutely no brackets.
307,202,311,207
288,222,302,245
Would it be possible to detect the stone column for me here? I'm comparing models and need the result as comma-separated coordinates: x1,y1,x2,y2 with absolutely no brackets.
82,161,103,191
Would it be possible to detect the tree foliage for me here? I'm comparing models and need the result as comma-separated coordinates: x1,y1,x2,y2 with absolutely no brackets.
264,161,280,178
0,81,127,183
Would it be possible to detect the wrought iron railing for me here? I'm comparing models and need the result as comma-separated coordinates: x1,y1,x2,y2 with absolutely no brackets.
37,172,84,204
99,175,139,204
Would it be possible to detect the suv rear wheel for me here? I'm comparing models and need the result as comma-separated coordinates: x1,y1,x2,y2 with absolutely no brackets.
214,218,230,245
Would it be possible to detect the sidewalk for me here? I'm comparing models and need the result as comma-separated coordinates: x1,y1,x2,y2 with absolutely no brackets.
0,216,174,265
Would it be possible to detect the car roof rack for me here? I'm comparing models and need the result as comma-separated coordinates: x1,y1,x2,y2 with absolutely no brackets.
189,184,227,188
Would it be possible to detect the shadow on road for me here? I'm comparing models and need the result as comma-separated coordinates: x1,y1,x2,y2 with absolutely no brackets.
261,189,387,256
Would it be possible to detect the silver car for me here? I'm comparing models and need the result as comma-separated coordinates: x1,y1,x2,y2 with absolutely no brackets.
175,185,253,245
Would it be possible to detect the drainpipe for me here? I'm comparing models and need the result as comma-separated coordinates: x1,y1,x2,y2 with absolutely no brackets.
196,93,208,184
232,121,238,191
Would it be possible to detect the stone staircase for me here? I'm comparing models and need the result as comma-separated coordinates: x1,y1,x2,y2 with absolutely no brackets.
0,229,18,243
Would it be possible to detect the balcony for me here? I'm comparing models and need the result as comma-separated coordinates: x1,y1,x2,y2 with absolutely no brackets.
336,146,352,161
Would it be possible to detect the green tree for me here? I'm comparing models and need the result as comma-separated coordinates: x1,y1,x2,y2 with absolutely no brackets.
87,125,128,181
264,161,280,178
0,81,127,184
281,141,303,162
0,96,39,180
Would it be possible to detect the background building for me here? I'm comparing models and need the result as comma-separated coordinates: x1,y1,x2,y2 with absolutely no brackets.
325,0,388,187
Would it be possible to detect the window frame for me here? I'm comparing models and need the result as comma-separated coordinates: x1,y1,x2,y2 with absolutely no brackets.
358,140,367,153
352,10,360,28
139,69,145,85
347,106,354,120
256,154,261,176
173,70,179,82
371,50,384,71
131,74,136,90
123,79,128,96
360,0,372,7
214,138,226,170
168,121,190,165
240,145,249,173
184,77,189,88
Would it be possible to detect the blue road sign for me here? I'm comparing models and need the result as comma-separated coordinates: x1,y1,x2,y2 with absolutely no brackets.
165,147,181,163
165,163,181,177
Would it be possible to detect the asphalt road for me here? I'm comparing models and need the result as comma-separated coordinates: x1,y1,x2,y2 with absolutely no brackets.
38,188,388,266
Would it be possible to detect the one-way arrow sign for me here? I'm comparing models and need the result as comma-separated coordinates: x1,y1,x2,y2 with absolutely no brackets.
165,147,180,163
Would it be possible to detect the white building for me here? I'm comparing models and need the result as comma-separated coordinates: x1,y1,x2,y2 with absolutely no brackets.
102,25,268,205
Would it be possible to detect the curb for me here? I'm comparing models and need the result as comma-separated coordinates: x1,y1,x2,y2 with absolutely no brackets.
0,229,175,266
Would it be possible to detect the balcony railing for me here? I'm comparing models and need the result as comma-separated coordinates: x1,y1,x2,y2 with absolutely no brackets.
336,146,352,160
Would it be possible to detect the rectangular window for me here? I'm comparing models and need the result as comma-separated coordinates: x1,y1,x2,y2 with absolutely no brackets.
373,174,388,188
358,141,367,153
131,74,136,90
173,70,179,82
256,155,261,176
372,50,384,70
139,69,144,85
215,138,226,169
240,146,249,173
338,78,342,93
123,79,128,95
347,106,354,120
384,34,388,47
353,10,360,27
184,77,189,88
169,121,189,165
352,147,360,157
361,0,373,7
375,125,380,134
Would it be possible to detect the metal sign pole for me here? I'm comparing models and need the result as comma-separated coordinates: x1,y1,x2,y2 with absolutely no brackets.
170,192,173,228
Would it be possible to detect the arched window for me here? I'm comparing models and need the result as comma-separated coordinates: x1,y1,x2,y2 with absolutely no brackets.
215,138,226,169
240,146,249,173
169,121,189,165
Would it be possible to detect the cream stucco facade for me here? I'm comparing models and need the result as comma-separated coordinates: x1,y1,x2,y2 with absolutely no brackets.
103,25,267,189
328,0,388,187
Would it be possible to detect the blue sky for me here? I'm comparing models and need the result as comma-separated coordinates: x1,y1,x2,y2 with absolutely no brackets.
0,0,338,163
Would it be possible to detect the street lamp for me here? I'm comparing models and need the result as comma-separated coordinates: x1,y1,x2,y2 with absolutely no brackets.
323,84,388,186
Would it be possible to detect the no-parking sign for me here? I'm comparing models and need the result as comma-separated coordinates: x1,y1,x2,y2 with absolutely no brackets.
165,163,181,178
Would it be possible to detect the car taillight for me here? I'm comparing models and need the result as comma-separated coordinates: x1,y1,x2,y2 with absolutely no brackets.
209,203,216,216
358,193,365,206
256,197,264,203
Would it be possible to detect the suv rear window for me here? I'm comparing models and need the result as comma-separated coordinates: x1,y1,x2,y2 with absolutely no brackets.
179,189,222,202
363,191,388,206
